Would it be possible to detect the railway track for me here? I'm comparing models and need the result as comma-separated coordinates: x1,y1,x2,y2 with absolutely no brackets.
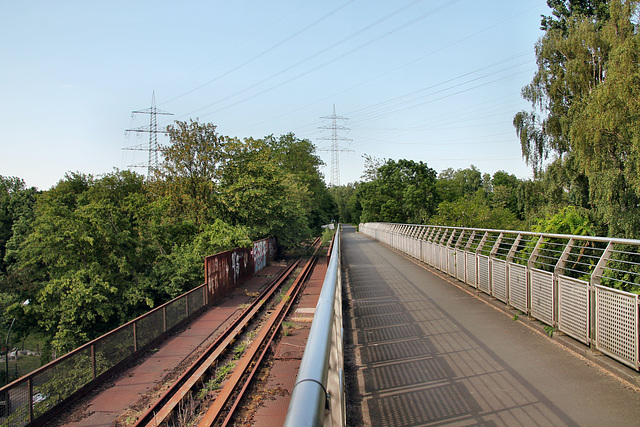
133,238,321,427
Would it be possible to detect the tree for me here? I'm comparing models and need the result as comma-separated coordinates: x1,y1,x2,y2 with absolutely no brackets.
514,0,640,237
265,133,335,229
491,171,520,216
329,184,359,224
0,177,37,276
436,166,483,203
154,120,227,228
430,195,522,230
153,219,251,296
541,0,610,32
358,159,438,224
9,171,164,353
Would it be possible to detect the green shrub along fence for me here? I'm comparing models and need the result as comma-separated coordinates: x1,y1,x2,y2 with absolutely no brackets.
0,237,277,427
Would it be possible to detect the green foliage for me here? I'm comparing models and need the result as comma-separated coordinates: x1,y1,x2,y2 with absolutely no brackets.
154,119,226,228
197,362,235,399
532,206,594,236
0,122,333,356
358,158,438,224
329,184,359,224
282,320,295,336
9,171,161,351
430,196,522,230
543,324,556,337
321,227,335,246
436,166,483,203
541,0,610,33
153,220,251,297
515,0,640,238
232,341,247,360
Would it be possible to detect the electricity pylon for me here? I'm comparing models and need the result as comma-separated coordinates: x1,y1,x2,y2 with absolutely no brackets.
318,105,353,187
124,91,173,177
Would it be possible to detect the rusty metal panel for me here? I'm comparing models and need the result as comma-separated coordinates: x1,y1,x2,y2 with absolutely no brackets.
204,247,254,303
205,237,279,304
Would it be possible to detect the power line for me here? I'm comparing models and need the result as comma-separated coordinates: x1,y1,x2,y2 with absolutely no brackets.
169,0,448,123
158,0,357,107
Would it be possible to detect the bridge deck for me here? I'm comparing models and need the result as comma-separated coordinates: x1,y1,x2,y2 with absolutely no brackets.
343,226,640,426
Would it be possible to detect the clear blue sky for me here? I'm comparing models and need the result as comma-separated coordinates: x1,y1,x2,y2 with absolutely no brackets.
1,0,550,190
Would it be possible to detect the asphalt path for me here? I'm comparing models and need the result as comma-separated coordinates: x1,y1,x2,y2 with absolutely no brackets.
342,225,640,426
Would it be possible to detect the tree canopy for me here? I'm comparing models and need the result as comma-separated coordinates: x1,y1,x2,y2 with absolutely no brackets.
0,123,333,357
514,0,640,237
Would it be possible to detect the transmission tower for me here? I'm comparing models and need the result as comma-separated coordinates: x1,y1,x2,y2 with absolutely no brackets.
124,91,173,177
318,105,353,187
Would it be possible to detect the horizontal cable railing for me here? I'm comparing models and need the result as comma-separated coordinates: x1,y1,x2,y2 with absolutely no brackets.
360,222,640,371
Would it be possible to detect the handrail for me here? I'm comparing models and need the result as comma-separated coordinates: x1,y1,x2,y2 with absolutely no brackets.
285,225,343,427
372,222,640,246
360,222,640,371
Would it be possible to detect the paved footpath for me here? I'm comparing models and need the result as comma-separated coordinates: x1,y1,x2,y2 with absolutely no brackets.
343,226,640,427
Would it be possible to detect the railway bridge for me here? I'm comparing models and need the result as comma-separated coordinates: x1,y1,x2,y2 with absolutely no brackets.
2,224,640,426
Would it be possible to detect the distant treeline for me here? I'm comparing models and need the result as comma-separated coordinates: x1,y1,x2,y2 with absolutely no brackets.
0,121,334,358
334,0,640,241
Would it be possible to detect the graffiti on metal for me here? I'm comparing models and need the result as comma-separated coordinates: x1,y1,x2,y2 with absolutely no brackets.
204,237,277,303
253,240,268,273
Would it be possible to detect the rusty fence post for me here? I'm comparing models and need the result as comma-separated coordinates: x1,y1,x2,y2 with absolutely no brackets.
91,344,96,380
133,322,138,353
28,377,33,423
162,307,167,333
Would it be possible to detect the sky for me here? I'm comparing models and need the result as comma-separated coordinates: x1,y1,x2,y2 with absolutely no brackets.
1,0,551,190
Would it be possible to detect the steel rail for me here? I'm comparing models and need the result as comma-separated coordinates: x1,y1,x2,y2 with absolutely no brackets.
199,249,320,426
134,259,300,427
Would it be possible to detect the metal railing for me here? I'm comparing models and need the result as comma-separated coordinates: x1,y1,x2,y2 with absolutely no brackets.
285,225,345,427
0,284,208,427
360,222,640,371
0,238,277,427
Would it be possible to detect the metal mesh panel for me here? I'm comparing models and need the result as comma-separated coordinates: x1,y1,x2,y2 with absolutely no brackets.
433,246,441,270
187,288,205,315
427,243,434,266
447,248,456,276
0,380,30,426
440,246,447,271
411,238,420,259
557,276,590,344
530,269,554,325
456,249,465,281
466,253,476,287
93,324,135,377
477,255,490,294
492,259,507,303
595,286,638,368
166,297,187,330
32,347,92,419
421,241,429,263
135,309,164,349
508,263,528,312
